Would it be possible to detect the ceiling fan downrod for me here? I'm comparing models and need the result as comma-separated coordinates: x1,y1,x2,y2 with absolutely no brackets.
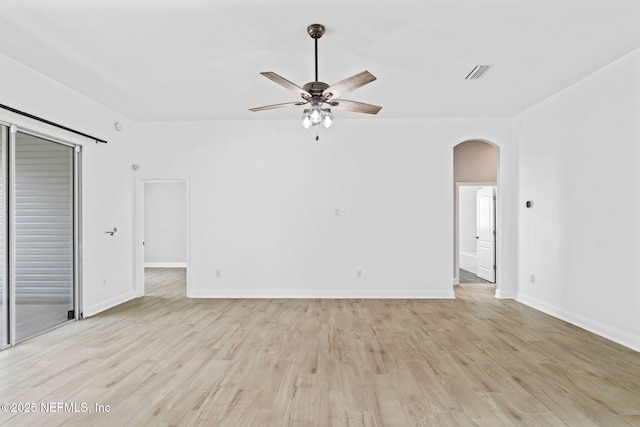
307,24,325,82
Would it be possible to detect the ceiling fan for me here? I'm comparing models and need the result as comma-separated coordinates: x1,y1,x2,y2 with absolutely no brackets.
249,24,382,130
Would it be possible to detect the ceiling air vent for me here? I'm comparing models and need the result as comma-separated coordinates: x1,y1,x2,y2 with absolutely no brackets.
465,65,491,80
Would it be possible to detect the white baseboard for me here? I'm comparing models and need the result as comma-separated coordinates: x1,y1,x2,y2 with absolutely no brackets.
459,265,476,274
495,288,517,299
144,262,187,268
188,288,456,299
83,290,137,318
517,293,640,353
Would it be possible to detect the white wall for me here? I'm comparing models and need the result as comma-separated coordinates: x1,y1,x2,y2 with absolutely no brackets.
129,118,515,299
4,28,638,352
143,181,187,266
514,48,640,351
459,186,482,253
0,52,136,317
0,50,518,314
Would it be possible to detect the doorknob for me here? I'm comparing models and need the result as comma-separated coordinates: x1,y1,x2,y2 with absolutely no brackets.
476,236,479,239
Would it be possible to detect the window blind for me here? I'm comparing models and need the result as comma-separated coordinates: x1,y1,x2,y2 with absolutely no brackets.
14,133,73,303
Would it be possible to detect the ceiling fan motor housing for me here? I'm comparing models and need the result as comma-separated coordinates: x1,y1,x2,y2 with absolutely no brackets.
303,81,330,97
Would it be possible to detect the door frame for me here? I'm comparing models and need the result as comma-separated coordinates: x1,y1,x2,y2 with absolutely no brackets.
135,178,191,297
454,181,497,285
8,125,82,345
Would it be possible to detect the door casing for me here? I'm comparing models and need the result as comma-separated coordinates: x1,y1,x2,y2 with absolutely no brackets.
135,178,191,297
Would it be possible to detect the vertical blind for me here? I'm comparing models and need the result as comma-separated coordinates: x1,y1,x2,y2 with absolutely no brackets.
14,133,73,302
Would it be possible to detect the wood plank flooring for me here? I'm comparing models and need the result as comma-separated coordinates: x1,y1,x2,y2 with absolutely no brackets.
0,268,639,426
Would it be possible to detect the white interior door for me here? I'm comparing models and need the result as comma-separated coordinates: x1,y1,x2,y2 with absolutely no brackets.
476,187,496,282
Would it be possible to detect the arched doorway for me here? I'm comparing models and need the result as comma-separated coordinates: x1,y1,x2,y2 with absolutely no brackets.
453,140,500,294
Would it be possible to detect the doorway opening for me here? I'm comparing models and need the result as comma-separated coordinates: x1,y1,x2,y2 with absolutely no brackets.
457,184,496,284
136,179,190,298
453,140,499,295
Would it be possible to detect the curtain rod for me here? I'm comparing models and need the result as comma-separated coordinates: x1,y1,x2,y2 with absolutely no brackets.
0,102,108,144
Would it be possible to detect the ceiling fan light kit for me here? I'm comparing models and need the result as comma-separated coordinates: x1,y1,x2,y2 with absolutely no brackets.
249,24,381,133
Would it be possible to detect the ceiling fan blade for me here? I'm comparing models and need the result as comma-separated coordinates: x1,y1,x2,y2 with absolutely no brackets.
249,101,308,112
260,72,309,98
324,71,377,99
327,99,382,115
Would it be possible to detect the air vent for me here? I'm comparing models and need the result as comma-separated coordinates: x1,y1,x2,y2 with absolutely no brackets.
465,65,491,80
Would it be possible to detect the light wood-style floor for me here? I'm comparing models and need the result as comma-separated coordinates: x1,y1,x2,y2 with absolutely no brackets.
0,268,639,426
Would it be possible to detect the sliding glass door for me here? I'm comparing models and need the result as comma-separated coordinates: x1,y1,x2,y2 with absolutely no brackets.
0,125,7,348
12,131,75,342
0,123,79,348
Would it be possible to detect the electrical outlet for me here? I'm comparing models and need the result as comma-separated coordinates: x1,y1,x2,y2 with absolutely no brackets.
102,279,107,287
334,208,346,216
216,270,222,278
529,274,535,284
356,270,363,278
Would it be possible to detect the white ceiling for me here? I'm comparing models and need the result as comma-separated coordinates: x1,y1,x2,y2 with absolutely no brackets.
1,0,639,122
